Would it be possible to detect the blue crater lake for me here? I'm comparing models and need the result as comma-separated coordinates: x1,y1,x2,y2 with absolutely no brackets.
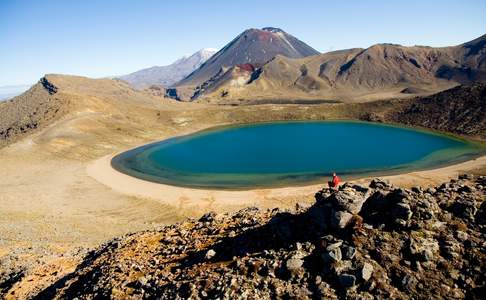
112,121,484,189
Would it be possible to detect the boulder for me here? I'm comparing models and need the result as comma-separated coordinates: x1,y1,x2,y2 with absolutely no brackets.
360,262,374,281
199,211,216,223
458,174,474,180
322,247,342,263
387,188,409,204
333,260,353,275
285,258,304,276
392,203,413,221
330,210,353,229
452,198,477,221
339,273,356,288
476,201,486,225
369,178,391,189
329,187,369,214
315,189,333,203
455,231,468,241
441,239,462,259
360,190,388,218
458,185,474,193
342,246,356,260
407,237,439,262
205,249,216,260
326,241,343,251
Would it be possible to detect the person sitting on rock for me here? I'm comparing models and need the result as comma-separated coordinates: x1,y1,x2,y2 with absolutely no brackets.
328,172,341,189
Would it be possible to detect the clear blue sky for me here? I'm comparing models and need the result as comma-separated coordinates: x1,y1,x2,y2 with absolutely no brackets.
1,0,485,86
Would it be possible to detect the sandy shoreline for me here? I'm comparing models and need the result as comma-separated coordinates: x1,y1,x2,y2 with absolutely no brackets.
87,148,486,217
87,154,321,215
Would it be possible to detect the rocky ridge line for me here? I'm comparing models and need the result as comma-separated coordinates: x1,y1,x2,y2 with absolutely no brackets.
0,77,67,145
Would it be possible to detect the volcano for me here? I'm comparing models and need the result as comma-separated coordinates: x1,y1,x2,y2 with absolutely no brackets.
176,27,319,90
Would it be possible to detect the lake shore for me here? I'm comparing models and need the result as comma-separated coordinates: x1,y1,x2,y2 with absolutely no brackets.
88,147,486,217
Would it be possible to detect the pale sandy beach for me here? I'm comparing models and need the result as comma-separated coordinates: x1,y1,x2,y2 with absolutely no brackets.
88,145,486,218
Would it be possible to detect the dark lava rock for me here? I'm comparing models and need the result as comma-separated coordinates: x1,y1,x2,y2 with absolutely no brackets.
392,202,413,221
339,273,356,288
452,198,477,221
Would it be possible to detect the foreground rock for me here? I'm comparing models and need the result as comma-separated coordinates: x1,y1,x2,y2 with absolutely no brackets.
2,175,485,299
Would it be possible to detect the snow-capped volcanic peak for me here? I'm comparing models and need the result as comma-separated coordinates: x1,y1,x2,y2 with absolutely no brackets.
118,48,217,89
261,27,284,33
177,27,319,87
200,48,218,53
196,48,218,60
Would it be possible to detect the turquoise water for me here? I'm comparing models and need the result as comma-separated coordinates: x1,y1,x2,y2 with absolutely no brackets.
112,121,484,189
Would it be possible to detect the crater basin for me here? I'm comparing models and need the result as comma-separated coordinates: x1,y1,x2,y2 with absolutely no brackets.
112,121,484,189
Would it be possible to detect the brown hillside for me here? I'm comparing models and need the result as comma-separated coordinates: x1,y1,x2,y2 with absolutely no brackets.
0,74,175,147
196,34,486,104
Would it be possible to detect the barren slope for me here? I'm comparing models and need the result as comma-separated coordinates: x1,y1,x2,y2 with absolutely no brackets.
0,74,177,148
388,82,486,139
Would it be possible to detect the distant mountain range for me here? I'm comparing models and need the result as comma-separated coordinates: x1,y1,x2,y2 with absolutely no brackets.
118,48,217,89
165,28,486,102
117,28,485,103
6,28,486,105
203,33,485,103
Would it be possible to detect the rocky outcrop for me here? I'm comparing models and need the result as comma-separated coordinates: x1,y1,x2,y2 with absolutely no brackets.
11,175,484,299
40,77,58,95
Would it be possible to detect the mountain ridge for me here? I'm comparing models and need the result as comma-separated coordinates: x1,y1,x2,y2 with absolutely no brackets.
192,33,486,103
118,48,217,89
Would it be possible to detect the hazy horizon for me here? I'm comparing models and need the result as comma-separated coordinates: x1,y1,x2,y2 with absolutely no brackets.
1,0,485,86
0,84,32,101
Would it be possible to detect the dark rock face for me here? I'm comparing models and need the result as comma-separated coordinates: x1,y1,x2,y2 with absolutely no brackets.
12,175,486,299
164,87,181,100
40,77,58,95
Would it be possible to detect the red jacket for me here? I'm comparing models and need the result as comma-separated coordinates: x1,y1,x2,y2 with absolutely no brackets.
331,175,341,187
